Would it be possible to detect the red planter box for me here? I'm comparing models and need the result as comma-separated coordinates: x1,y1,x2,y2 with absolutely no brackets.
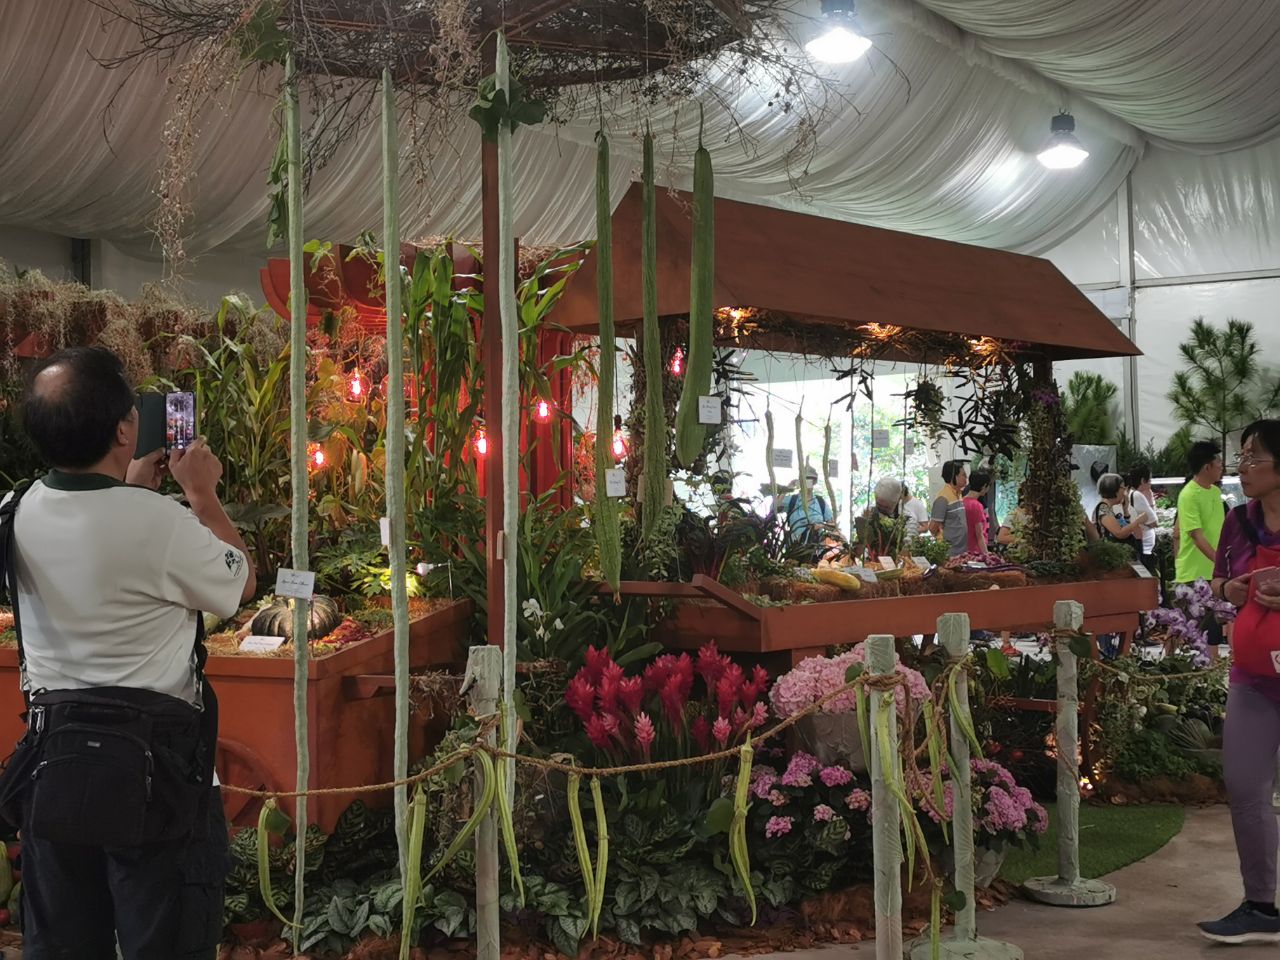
0,599,472,833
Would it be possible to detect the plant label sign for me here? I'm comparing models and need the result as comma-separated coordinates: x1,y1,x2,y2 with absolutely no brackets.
771,448,794,468
379,516,391,548
241,635,287,653
604,468,627,498
827,459,839,478
275,568,316,601
1129,562,1153,580
850,567,879,583
905,438,916,456
697,396,722,425
878,556,897,571
872,428,891,449
912,556,931,571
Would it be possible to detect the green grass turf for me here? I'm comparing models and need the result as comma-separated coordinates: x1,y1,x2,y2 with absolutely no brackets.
998,803,1186,886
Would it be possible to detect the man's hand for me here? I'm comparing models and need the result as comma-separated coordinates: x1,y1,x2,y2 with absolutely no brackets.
1224,572,1253,607
125,449,165,491
169,440,224,505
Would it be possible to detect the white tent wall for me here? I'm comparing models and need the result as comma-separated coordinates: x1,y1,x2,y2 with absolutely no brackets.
89,239,263,309
0,224,75,280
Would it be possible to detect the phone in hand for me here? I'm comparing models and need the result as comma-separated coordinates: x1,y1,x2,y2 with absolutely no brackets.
165,391,196,452
1253,567,1280,591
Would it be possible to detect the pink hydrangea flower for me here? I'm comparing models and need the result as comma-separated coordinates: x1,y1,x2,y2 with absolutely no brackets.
750,770,779,799
845,789,872,812
780,751,820,787
820,765,854,787
769,645,930,720
765,815,793,838
813,804,837,822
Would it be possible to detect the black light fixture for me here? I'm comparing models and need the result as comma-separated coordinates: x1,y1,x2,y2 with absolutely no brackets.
806,0,872,64
1037,112,1089,170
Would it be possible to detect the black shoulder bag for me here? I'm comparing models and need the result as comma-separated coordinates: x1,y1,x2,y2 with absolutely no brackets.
0,484,217,846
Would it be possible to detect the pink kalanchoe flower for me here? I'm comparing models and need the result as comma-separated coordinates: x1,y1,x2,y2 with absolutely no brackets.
586,714,611,749
845,788,872,812
618,676,645,715
565,674,596,724
712,715,732,745
691,715,711,752
583,646,611,685
634,712,656,759
768,789,788,806
751,771,779,799
781,751,821,787
820,765,854,788
765,815,793,838
813,804,837,823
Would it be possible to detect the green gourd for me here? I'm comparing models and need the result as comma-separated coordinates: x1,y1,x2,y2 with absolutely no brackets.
250,596,342,641
640,130,667,536
675,130,715,468
594,131,622,589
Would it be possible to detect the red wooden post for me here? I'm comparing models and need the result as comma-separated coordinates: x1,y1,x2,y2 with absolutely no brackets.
480,41,504,649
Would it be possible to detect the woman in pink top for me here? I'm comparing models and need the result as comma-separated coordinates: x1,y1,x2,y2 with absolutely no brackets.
963,470,991,555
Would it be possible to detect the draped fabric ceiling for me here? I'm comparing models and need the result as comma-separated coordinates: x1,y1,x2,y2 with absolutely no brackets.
1,0,1279,262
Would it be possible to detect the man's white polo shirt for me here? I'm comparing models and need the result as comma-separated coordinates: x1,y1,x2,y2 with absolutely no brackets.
5,471,249,704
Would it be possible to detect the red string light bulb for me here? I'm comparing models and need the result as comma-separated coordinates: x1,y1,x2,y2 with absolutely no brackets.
535,399,552,422
474,428,489,457
611,414,628,460
348,371,364,400
670,347,684,377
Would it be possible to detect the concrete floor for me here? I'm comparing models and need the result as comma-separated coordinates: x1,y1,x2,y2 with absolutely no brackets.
746,805,1268,959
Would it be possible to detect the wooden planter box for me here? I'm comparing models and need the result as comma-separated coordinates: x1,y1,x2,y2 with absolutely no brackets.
0,599,472,834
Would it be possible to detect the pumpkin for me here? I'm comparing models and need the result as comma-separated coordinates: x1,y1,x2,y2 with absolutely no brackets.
250,596,343,641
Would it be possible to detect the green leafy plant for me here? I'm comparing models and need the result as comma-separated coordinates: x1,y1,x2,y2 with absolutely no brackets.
1169,317,1280,453
1062,372,1120,445
907,534,950,567
1083,538,1134,572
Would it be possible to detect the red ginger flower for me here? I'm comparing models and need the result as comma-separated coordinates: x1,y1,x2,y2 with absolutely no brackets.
584,645,611,685
586,714,611,749
717,663,745,718
696,642,728,687
712,715,732,745
565,674,596,724
634,712,656,759
618,676,645,715
691,715,711,752
743,665,770,703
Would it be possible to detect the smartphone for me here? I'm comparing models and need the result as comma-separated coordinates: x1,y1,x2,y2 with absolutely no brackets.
165,391,196,452
1254,567,1280,590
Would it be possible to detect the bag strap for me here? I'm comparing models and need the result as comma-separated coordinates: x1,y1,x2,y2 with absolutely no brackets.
0,481,35,706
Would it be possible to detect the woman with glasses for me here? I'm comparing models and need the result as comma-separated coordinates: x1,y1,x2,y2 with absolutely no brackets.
1200,420,1280,943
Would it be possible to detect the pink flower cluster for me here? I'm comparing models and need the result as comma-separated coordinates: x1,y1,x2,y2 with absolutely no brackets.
765,815,793,838
844,789,872,812
565,642,770,760
769,644,931,720
972,758,1048,838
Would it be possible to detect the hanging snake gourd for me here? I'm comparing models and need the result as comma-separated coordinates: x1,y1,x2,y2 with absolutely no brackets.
823,421,839,522
795,412,810,515
640,130,668,536
594,130,621,589
764,410,779,502
675,132,715,467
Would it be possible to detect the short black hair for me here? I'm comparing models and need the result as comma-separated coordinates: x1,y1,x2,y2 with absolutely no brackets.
942,460,968,485
22,347,135,470
1187,440,1222,478
1097,472,1124,500
1243,420,1280,470
1124,461,1151,488
967,470,991,493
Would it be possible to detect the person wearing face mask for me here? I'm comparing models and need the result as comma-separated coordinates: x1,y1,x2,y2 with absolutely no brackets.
1200,421,1280,944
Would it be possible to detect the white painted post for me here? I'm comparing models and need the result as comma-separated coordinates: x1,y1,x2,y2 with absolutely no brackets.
1023,601,1116,907
867,634,903,960
909,614,1022,959
465,645,502,960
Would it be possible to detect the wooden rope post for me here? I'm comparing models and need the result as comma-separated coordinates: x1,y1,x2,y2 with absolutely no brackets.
909,614,1022,959
1023,601,1117,907
867,634,903,959
465,645,502,960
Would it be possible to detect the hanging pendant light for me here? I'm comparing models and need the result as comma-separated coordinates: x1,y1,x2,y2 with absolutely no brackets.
1037,113,1089,170
806,0,872,64
611,414,628,460
670,347,684,377
535,399,552,422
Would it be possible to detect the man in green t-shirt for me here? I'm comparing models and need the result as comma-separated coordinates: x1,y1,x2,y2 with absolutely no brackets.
1175,440,1226,583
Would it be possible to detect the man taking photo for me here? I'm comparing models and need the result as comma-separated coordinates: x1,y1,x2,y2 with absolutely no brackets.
0,346,255,959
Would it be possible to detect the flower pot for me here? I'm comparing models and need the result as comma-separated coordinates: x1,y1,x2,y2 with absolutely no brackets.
792,712,867,773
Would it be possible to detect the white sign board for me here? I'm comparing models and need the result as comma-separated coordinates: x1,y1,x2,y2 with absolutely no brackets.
240,635,287,653
827,459,839,478
697,396,722,425
771,448,794,469
604,468,627,498
274,568,316,601
872,429,891,449
379,516,391,547
1130,562,1153,579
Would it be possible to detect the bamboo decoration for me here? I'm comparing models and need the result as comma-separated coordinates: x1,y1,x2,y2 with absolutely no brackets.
594,130,622,589
909,615,1023,959
867,634,903,960
380,65,413,879
822,419,838,522
284,52,310,948
1023,601,1117,907
640,130,666,536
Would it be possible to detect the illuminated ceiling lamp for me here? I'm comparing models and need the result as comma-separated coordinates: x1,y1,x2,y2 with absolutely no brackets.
1037,112,1089,170
806,0,872,64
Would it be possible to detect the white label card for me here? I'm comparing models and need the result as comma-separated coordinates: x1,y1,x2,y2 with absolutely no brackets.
851,567,879,583
771,448,794,468
240,635,287,653
379,516,391,548
827,459,839,478
912,556,931,570
905,439,916,456
1130,562,1153,579
878,556,897,571
604,468,627,498
274,568,316,600
698,396,722,425
872,429,891,449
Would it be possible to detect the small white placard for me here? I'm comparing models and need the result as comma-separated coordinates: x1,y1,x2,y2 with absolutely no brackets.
827,459,839,478
274,568,316,600
872,429,891,449
698,396,722,425
851,567,879,584
878,556,897,571
905,438,916,456
912,556,931,570
604,468,627,498
1130,562,1153,580
379,516,391,547
240,635,287,653
771,448,794,468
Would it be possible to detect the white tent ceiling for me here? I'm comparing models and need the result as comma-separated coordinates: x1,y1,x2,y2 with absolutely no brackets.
1,0,1279,260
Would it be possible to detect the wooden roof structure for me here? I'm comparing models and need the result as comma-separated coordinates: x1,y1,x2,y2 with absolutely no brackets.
554,184,1140,362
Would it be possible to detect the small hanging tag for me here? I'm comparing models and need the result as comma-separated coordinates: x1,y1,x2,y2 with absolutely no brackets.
240,635,288,653
605,468,627,498
827,459,839,478
851,453,860,472
274,568,316,600
698,395,722,425
379,516,391,548
905,438,916,456
771,448,794,468
872,429,891,449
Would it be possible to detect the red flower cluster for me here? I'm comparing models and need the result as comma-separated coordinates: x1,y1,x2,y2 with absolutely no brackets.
565,642,771,761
